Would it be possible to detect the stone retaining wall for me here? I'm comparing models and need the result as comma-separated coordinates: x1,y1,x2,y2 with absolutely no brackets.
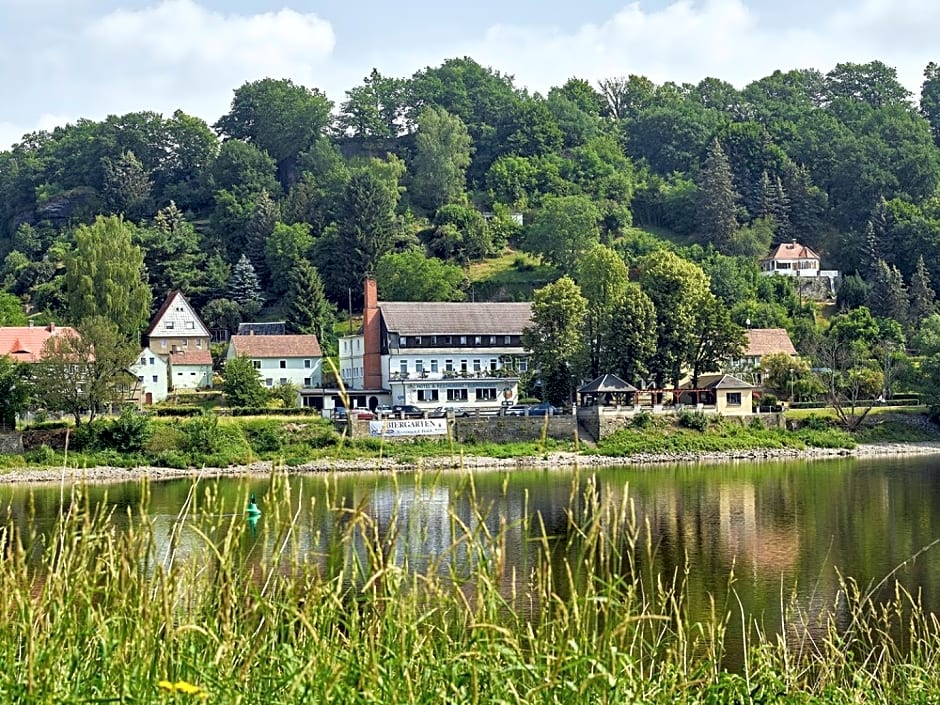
0,431,23,454
454,416,578,444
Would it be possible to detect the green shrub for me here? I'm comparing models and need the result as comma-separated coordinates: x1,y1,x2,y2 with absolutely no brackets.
153,407,204,417
25,445,58,466
182,412,222,455
243,423,284,453
678,410,709,431
99,408,153,453
800,414,832,431
631,412,655,430
71,419,106,450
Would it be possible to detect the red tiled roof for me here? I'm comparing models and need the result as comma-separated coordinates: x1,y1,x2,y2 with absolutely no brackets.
745,328,797,357
168,349,212,366
765,241,820,261
229,334,322,358
0,324,79,362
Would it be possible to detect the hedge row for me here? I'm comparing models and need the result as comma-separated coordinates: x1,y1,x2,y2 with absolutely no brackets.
152,406,322,417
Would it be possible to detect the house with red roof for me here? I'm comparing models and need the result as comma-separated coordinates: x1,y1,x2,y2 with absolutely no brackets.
226,334,322,390
0,322,78,362
761,241,821,277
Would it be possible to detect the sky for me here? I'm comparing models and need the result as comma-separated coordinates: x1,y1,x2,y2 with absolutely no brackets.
1,0,939,150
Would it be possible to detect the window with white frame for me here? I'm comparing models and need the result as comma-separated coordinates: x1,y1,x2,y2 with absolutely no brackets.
473,359,481,372
417,389,439,402
475,388,497,401
252,360,261,370
447,388,468,401
279,360,287,369
400,360,408,374
430,359,439,373
416,360,424,373
304,359,311,368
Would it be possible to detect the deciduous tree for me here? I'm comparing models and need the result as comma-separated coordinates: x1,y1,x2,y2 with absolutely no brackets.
64,215,152,336
522,276,587,405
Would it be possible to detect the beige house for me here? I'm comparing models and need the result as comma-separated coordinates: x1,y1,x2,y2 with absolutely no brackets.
144,291,212,389
145,291,211,359
680,374,754,416
728,328,797,384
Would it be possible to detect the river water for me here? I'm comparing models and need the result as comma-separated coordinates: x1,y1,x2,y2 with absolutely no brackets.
4,454,940,666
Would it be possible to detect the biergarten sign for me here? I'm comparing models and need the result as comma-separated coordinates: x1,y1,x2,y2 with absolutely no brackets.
369,418,448,437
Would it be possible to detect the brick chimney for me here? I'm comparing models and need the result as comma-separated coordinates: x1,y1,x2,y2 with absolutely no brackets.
363,277,383,389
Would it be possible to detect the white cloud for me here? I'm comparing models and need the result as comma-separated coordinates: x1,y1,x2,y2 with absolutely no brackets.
79,0,335,118
0,0,336,148
457,0,939,96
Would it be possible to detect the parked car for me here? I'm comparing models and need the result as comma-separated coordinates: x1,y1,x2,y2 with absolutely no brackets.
378,404,425,419
332,407,374,420
503,404,531,416
527,401,561,416
374,405,394,417
431,405,468,417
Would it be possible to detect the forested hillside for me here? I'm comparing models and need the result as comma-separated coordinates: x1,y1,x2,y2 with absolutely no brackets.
2,56,940,410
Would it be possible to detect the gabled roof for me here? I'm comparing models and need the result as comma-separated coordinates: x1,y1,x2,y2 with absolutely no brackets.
686,374,754,390
378,302,533,336
745,328,797,357
578,374,638,394
145,291,210,338
237,321,287,336
764,241,820,261
0,324,79,362
168,349,212,367
229,334,322,358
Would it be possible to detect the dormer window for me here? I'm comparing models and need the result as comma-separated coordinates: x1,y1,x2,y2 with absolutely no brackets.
400,336,407,347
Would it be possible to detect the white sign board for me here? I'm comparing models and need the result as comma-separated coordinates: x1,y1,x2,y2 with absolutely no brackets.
368,418,448,437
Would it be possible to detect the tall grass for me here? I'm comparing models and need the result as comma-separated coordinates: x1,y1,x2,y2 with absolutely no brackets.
0,473,938,702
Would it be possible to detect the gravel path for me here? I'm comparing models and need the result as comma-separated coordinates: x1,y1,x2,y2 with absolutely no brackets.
2,442,939,485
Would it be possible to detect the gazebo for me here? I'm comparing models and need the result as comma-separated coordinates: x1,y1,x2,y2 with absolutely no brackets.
578,374,638,408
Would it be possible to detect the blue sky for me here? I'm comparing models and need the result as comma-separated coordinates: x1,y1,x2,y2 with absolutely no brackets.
1,0,938,149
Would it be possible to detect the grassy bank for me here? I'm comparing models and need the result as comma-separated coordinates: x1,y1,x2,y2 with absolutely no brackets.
593,412,856,457
4,409,939,474
3,474,940,702
0,412,580,472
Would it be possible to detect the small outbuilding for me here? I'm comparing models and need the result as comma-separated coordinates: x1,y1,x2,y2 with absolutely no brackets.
679,374,754,416
578,374,638,408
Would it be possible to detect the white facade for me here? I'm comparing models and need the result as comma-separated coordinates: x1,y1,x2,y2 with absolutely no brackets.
129,347,168,404
231,353,322,389
226,335,323,389
338,336,529,411
338,335,366,389
170,361,213,390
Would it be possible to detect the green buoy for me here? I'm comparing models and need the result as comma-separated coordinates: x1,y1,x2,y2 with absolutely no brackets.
247,493,262,518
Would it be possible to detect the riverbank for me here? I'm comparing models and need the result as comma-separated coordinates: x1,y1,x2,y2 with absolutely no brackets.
2,440,939,485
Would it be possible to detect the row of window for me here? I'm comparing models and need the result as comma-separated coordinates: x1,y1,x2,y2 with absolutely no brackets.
262,377,314,387
415,387,500,402
158,338,203,349
399,335,516,348
163,321,197,330
250,359,315,369
398,358,527,375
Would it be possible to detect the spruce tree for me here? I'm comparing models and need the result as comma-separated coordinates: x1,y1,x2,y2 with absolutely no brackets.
227,254,264,318
696,138,739,253
285,260,336,350
868,258,909,324
909,255,937,325
245,190,280,288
